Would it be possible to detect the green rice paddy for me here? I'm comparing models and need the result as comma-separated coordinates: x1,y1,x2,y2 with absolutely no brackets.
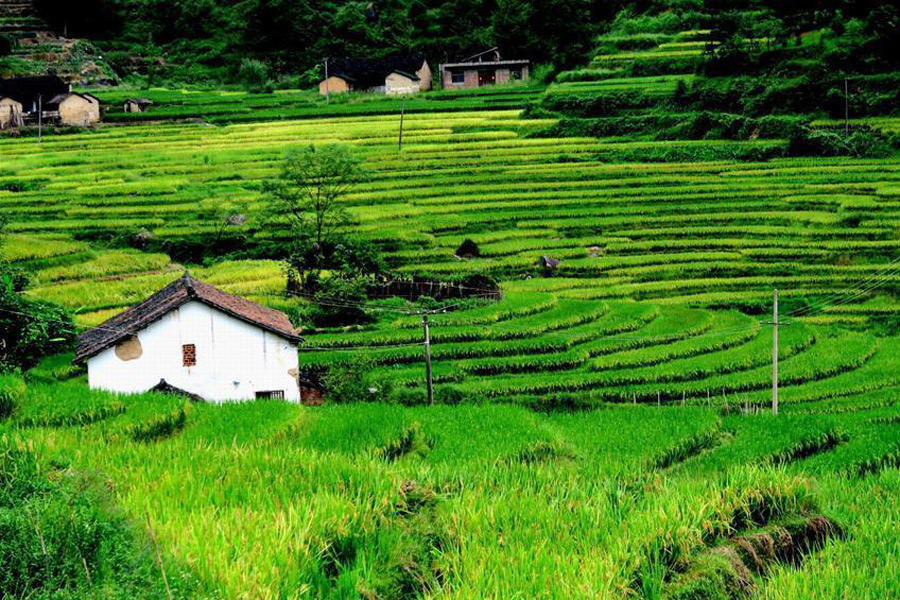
3,38,900,597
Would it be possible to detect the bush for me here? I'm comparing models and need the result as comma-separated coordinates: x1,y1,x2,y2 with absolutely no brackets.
455,238,480,258
0,443,199,599
0,266,75,372
389,387,428,406
435,385,466,405
238,58,272,93
309,275,375,328
323,357,392,403
789,127,898,158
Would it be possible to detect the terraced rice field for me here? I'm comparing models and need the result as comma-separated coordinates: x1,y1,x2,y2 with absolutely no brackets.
5,375,900,599
3,86,900,407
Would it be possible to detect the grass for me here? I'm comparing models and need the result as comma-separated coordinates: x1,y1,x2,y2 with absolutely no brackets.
6,385,900,599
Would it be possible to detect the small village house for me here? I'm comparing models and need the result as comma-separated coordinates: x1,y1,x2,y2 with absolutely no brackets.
319,55,432,95
45,92,100,126
124,98,153,113
0,75,101,127
75,274,304,403
439,48,529,89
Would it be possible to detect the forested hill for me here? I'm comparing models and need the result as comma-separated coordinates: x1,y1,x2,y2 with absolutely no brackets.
8,0,900,90
24,0,622,85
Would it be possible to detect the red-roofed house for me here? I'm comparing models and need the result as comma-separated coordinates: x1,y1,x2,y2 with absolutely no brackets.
75,274,303,402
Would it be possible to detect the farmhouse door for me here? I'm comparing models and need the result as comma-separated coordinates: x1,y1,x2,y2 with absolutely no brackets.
478,70,496,86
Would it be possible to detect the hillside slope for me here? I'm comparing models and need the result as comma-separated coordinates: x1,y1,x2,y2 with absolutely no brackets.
0,0,115,82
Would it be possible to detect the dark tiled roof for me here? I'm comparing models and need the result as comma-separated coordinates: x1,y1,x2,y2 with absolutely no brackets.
329,55,426,88
0,76,70,106
75,274,302,362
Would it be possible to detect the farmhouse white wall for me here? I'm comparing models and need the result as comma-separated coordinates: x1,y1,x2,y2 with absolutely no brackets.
87,301,300,402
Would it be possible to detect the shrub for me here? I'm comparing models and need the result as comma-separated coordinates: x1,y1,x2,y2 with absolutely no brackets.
435,385,466,405
788,126,898,158
238,58,272,93
0,443,199,598
323,356,392,403
455,238,480,258
390,386,428,406
309,275,375,327
0,267,75,372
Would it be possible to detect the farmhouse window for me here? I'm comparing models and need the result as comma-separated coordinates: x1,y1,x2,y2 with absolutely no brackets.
510,68,523,81
451,70,465,84
256,390,285,400
182,344,197,367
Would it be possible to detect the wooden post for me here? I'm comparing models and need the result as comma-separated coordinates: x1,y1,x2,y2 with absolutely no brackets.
423,311,434,406
657,391,661,407
772,288,779,416
38,94,42,142
682,391,685,407
632,392,636,405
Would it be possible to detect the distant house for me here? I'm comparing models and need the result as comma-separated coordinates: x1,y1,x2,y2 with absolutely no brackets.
124,98,153,113
439,48,529,89
75,274,304,403
0,76,101,127
319,55,432,95
44,92,100,126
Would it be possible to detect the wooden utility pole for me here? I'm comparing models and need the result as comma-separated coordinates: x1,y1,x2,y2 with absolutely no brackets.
423,311,434,405
324,58,330,104
772,288,779,416
398,96,406,152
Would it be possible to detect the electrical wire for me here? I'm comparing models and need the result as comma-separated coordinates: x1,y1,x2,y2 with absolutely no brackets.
788,255,900,318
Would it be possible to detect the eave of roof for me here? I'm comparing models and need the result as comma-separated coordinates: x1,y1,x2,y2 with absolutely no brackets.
75,274,302,362
388,69,420,81
440,59,530,69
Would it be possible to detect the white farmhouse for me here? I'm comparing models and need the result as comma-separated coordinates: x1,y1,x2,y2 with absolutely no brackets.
75,274,303,402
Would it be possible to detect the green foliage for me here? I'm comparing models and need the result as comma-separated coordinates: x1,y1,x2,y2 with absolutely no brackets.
0,267,75,373
308,274,375,328
237,58,272,93
32,0,613,84
0,441,200,599
789,126,899,158
265,144,364,246
322,356,392,403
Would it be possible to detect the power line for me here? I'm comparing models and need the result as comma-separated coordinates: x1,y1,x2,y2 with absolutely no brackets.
788,256,900,317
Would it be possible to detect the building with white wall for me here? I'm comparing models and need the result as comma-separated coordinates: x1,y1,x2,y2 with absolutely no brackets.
75,274,303,402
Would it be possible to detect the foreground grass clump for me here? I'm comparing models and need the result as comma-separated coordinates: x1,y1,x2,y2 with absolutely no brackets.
0,439,201,599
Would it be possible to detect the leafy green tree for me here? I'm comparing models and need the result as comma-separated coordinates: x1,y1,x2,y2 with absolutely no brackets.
264,144,364,247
